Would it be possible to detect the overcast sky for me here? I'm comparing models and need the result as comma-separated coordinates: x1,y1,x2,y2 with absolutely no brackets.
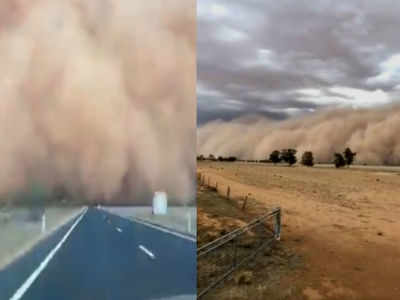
197,0,400,125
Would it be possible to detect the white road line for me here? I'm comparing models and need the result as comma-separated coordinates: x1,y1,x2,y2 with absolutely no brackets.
97,207,196,242
116,227,122,233
9,207,88,300
132,218,196,242
139,245,155,259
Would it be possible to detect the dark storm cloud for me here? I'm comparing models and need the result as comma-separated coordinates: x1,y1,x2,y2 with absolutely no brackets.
197,0,400,124
197,109,288,125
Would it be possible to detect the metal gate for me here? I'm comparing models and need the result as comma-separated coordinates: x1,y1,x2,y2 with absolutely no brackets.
197,208,281,298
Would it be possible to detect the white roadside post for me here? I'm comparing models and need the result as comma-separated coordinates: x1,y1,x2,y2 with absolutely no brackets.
152,191,168,215
187,210,191,234
41,210,46,234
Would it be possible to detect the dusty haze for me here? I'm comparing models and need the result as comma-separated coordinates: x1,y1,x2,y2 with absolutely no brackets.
198,105,400,165
0,0,196,204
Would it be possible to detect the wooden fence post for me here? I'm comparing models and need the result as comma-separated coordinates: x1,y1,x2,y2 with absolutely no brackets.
227,186,230,200
242,195,248,211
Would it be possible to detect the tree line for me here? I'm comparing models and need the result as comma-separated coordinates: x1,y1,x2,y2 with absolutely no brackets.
197,154,237,162
269,147,356,168
197,147,357,168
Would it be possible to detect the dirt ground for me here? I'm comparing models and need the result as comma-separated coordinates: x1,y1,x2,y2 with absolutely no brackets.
198,161,400,300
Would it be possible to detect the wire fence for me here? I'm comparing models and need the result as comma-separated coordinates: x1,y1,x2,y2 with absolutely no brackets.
197,208,281,298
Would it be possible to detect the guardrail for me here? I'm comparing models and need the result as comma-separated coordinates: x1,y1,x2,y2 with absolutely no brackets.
197,207,281,298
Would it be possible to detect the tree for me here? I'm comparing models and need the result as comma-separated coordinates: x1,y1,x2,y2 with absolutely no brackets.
343,147,356,167
197,154,205,161
281,149,297,166
334,153,346,168
269,150,281,164
301,151,314,167
208,154,216,161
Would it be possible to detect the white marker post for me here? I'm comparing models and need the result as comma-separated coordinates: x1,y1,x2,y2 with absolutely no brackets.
41,211,46,234
152,191,168,215
187,211,191,234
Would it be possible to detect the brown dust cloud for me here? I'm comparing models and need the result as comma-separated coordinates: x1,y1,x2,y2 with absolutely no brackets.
0,0,196,205
198,105,400,165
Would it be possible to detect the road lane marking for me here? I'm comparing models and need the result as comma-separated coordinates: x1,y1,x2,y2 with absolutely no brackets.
139,245,155,259
9,207,88,300
96,207,196,242
116,227,122,233
132,218,196,242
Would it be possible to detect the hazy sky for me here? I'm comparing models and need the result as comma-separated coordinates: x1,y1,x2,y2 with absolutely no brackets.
197,0,400,125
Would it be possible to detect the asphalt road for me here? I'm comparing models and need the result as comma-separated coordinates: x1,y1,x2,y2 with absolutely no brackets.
0,208,196,300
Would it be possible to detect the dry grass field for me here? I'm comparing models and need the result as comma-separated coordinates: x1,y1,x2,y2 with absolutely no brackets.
198,161,400,300
197,184,305,300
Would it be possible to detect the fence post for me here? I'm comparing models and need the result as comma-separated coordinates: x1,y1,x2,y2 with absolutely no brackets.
227,186,230,200
233,238,237,267
216,182,218,192
242,195,248,211
274,209,281,240
208,177,210,187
